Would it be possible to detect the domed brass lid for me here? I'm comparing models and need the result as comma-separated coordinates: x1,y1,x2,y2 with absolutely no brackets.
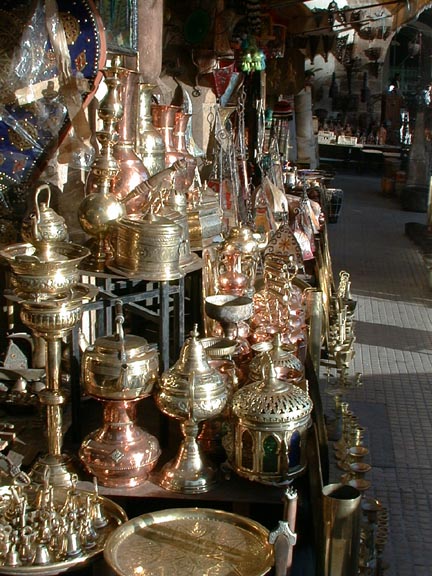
172,325,216,375
158,325,226,411
232,356,312,426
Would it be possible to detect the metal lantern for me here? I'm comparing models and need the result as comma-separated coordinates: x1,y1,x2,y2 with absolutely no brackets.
230,355,313,484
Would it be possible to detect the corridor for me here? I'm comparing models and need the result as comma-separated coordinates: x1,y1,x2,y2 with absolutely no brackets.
324,173,432,575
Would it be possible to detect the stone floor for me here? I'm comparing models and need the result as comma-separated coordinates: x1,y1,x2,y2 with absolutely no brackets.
323,173,432,576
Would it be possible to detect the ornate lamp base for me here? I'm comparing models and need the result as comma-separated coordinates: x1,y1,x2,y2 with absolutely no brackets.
157,419,218,494
30,452,77,487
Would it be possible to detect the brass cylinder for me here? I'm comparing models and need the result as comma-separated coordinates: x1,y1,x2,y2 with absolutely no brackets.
321,483,361,576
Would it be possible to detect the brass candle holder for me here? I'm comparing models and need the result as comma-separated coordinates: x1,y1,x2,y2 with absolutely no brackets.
20,286,96,488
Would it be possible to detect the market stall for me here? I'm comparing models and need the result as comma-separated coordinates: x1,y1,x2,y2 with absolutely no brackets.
0,1,390,575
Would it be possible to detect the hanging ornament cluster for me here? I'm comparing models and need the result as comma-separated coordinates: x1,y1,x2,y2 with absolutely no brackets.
240,36,266,73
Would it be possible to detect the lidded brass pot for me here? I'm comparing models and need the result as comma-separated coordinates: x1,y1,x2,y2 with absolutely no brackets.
230,355,313,484
109,211,183,280
155,325,228,493
21,183,69,244
81,300,159,400
79,301,161,488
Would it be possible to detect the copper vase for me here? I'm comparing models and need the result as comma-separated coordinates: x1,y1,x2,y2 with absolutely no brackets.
113,68,150,214
173,111,197,188
151,104,183,168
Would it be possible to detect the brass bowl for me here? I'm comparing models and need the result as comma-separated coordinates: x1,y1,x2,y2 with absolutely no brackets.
0,242,90,299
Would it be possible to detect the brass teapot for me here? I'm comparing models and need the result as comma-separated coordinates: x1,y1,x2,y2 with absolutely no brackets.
21,184,69,244
81,301,159,401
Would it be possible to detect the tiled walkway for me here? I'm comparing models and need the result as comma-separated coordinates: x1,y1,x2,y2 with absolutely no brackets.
323,173,432,575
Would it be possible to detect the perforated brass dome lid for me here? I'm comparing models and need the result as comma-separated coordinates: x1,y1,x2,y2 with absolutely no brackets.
232,355,312,428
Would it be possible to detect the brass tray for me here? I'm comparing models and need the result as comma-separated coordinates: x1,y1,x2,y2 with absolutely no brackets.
104,507,274,576
0,485,127,575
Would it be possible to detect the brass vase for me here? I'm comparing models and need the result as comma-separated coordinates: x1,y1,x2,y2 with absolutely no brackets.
321,483,362,576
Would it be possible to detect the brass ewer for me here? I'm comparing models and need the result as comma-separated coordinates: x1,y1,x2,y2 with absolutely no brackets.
230,355,313,484
79,57,126,272
79,300,161,487
154,325,228,493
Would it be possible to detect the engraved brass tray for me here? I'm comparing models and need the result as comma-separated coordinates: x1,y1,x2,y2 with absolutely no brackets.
0,485,127,575
104,507,274,576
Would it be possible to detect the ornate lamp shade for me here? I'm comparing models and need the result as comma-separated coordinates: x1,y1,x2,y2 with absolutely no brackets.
230,355,313,484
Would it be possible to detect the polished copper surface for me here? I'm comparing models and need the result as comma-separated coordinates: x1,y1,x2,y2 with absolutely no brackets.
104,507,274,576
113,68,150,213
79,399,161,488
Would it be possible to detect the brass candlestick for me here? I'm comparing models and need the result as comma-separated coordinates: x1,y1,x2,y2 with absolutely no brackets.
20,285,96,487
